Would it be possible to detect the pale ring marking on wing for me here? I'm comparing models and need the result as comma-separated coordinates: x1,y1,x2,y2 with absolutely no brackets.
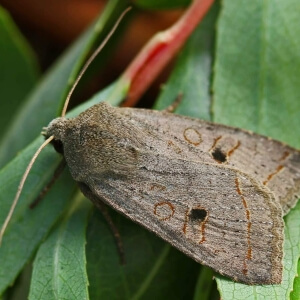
183,128,202,146
154,202,175,221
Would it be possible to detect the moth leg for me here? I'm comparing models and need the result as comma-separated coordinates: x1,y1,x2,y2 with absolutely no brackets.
77,182,125,265
163,93,183,113
30,159,66,209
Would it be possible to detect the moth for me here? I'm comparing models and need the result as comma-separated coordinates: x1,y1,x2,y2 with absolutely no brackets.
44,101,300,285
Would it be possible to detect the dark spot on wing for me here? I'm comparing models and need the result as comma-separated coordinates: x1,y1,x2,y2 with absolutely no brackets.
190,208,207,222
212,148,227,163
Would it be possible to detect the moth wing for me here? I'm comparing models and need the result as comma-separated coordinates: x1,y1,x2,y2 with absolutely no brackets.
81,154,283,285
120,107,300,214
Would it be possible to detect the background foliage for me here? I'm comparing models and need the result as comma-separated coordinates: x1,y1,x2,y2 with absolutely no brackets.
0,0,299,299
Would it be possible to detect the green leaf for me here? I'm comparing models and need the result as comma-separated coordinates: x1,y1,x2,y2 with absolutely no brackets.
29,195,90,300
0,0,131,167
291,259,300,300
6,263,32,300
213,0,300,298
0,6,38,140
193,267,215,300
213,0,300,147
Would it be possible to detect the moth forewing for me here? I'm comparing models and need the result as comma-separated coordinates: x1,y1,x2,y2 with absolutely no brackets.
45,102,287,284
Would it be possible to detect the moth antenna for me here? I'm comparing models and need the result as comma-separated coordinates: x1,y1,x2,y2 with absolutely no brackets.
61,6,132,117
0,135,54,245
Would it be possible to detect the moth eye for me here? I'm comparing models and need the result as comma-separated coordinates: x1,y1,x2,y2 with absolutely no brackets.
52,139,64,154
211,148,227,163
189,208,207,222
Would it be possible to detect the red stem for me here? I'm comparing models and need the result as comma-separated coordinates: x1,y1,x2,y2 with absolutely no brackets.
121,0,215,106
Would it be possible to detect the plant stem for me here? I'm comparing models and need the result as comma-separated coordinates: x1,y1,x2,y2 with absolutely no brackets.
121,0,215,106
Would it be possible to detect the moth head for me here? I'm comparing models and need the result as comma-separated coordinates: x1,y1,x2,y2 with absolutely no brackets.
43,117,68,154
